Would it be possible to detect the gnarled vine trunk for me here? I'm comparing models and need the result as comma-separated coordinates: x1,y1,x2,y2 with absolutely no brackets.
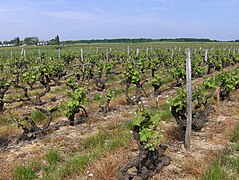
117,120,171,179
68,105,88,126
35,73,51,105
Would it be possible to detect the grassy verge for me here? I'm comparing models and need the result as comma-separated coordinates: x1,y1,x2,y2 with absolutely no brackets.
201,123,239,180
12,123,132,180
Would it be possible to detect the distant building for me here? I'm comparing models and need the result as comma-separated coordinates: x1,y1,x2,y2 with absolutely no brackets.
1,44,15,47
37,41,48,46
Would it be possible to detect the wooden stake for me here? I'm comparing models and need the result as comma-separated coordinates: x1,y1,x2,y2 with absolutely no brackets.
81,49,84,61
38,49,42,63
106,49,109,63
185,48,192,150
171,49,174,59
216,87,220,114
136,48,139,57
205,49,208,63
58,48,61,61
23,49,27,63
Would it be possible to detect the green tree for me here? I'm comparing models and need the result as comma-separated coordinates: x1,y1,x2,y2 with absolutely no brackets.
16,37,20,46
24,37,39,45
55,35,60,45
48,35,60,45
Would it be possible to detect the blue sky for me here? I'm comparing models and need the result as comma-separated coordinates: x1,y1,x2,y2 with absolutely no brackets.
0,0,238,41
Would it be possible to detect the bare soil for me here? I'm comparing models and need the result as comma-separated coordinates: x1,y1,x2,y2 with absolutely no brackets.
80,90,239,180
0,84,238,179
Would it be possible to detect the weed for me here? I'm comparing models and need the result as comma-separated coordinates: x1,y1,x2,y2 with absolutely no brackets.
54,154,92,179
30,110,46,123
45,150,61,165
13,165,36,180
93,93,101,101
111,88,123,96
81,131,108,149
231,123,239,143
201,159,228,180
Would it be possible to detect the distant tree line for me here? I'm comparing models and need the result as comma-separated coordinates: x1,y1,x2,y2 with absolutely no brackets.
0,35,60,46
1,36,239,46
61,38,224,44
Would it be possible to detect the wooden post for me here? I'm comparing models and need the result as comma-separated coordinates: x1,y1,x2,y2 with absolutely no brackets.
23,49,27,63
38,49,42,63
205,49,208,63
228,48,231,57
136,48,139,57
185,48,192,150
216,87,220,114
81,49,84,61
58,48,61,61
106,49,109,63
127,46,130,57
171,49,174,59
10,50,13,58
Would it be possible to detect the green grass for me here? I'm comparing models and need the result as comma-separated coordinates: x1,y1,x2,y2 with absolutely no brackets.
201,122,239,180
110,87,124,96
107,74,118,82
224,155,239,174
93,93,102,101
201,159,228,180
43,128,131,179
13,165,36,180
0,116,13,126
49,153,94,179
13,124,132,179
30,110,47,123
80,131,108,149
230,123,239,143
45,150,61,165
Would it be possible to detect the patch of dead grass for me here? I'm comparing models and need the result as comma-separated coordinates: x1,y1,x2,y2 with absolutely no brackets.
76,145,137,180
181,150,221,178
112,96,127,106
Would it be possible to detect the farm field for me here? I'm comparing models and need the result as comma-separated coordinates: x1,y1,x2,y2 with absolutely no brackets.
0,42,239,179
